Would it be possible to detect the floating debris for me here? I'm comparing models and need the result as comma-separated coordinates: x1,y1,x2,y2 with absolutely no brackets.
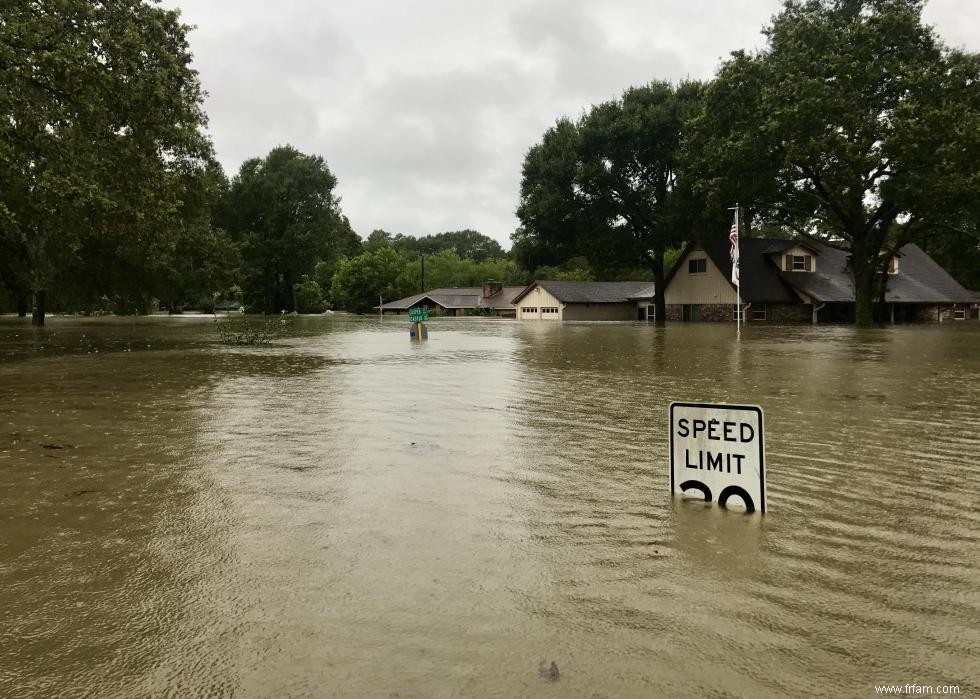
538,660,560,682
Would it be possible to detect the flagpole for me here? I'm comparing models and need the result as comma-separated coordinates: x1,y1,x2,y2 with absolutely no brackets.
728,203,741,335
736,204,741,335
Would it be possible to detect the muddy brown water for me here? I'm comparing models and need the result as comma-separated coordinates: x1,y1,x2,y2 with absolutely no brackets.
1,315,978,697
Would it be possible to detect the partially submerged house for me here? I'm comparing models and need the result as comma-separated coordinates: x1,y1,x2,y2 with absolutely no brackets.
377,281,524,317
512,281,654,321
663,237,977,323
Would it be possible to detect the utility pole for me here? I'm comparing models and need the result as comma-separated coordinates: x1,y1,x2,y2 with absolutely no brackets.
420,253,425,293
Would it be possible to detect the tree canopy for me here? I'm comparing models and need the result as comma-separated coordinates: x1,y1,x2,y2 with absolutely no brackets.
0,0,213,324
688,0,980,325
515,82,704,324
220,145,358,313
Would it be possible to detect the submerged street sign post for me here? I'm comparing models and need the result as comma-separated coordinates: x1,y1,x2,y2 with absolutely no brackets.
409,307,429,340
669,402,766,513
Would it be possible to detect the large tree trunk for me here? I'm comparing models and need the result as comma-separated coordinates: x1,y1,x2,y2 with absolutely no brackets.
653,252,666,328
31,289,46,327
645,247,667,327
874,273,889,325
852,263,874,328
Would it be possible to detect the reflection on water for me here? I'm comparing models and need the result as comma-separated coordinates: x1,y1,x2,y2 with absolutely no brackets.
0,316,978,697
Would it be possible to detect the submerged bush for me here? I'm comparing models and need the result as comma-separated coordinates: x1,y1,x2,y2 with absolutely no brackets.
215,308,294,345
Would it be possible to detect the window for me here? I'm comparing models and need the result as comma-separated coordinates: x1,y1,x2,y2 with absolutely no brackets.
732,305,744,321
785,253,812,271
753,304,767,320
954,306,966,320
688,258,707,274
541,307,558,314
784,254,813,272
522,307,538,314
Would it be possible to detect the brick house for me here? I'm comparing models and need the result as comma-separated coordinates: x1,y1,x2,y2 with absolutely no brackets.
662,238,976,323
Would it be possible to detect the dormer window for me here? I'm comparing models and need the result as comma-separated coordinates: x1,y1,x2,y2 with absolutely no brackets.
784,253,812,272
888,256,899,275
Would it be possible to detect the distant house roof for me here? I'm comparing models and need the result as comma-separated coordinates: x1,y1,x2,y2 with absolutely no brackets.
667,237,974,305
628,284,657,300
511,280,653,305
377,286,526,311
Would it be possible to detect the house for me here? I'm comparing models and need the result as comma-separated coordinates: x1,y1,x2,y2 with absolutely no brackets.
377,281,525,317
512,280,654,321
662,237,977,323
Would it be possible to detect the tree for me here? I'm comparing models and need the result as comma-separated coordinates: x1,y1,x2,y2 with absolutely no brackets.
221,146,349,313
0,0,213,325
512,118,586,274
515,82,704,324
689,0,980,326
363,229,393,251
329,247,413,313
396,250,525,291
365,228,505,263
408,230,504,262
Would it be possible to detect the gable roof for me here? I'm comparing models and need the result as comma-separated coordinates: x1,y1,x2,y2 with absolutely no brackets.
697,237,801,303
628,284,657,300
665,237,974,305
377,286,526,311
778,242,974,304
511,280,652,305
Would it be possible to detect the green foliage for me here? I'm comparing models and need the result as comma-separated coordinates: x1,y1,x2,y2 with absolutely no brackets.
219,145,349,313
400,251,525,290
364,229,393,251
687,0,980,325
663,246,684,276
516,82,704,323
531,256,595,281
0,0,213,325
363,228,505,262
214,309,294,345
330,247,415,313
512,118,585,273
293,276,327,314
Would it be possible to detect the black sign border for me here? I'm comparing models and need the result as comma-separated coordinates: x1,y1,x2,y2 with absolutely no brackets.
668,401,766,513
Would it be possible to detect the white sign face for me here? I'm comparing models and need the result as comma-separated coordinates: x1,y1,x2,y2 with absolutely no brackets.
669,402,766,513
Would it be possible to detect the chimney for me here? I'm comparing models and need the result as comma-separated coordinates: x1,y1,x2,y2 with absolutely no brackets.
482,280,503,299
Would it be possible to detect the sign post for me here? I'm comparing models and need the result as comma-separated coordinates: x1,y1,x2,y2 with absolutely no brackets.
408,307,429,340
669,402,766,513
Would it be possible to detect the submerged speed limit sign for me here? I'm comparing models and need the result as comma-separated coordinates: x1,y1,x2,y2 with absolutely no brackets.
669,402,766,513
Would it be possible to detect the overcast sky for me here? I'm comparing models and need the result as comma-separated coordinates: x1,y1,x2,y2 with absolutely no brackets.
161,0,979,248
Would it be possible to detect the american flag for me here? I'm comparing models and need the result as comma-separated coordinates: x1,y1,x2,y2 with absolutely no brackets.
729,215,740,285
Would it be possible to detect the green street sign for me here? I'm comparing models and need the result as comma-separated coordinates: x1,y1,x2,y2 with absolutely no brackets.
409,308,429,322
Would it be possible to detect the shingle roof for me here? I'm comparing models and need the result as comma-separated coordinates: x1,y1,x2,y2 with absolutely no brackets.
882,244,975,303
699,237,800,303
511,280,653,304
628,284,656,300
377,286,526,311
683,237,974,305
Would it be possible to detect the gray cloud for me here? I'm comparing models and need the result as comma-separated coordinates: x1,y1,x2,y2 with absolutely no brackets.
164,0,978,247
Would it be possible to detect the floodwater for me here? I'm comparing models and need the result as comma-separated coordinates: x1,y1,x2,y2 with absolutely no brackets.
1,315,978,697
